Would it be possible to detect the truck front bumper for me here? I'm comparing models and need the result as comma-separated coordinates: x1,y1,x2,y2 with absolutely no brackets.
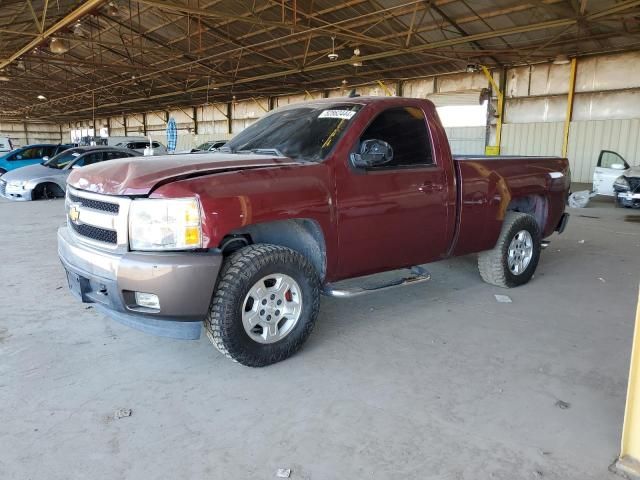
57,226,222,339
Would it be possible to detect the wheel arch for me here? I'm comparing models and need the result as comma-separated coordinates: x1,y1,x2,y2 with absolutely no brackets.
33,181,65,199
219,218,327,281
505,194,548,234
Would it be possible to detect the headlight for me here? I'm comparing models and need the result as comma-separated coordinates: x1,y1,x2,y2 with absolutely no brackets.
129,198,202,251
613,176,630,192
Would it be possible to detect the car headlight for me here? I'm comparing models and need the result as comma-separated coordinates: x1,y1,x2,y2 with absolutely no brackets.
8,180,27,189
613,176,630,192
129,198,202,251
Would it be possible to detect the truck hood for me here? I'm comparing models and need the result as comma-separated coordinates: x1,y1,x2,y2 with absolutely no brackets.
67,153,303,196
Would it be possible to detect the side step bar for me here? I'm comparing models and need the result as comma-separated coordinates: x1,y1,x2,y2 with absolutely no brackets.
323,266,431,298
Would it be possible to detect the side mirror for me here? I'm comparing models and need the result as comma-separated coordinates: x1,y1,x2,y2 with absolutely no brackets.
42,156,49,162
350,139,394,169
611,163,626,170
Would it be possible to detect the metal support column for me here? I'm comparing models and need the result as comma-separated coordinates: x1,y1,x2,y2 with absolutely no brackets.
613,288,640,479
227,102,232,135
481,65,504,155
123,114,128,136
562,57,577,158
192,107,198,135
142,113,148,136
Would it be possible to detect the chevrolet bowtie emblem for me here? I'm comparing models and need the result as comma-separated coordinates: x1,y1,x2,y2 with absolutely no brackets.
68,203,81,223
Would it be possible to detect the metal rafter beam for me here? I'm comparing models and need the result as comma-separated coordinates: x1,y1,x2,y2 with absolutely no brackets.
34,0,640,118
0,0,108,71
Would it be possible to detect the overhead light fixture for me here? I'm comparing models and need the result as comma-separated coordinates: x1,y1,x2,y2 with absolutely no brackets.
37,95,47,100
553,54,570,65
49,37,70,54
107,2,119,16
328,37,338,62
351,47,363,67
466,63,479,73
0,72,9,82
73,21,85,37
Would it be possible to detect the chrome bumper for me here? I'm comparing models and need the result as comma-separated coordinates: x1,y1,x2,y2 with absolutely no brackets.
58,226,222,339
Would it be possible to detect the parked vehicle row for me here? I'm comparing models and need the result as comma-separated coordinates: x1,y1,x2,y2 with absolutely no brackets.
0,147,140,201
0,137,227,201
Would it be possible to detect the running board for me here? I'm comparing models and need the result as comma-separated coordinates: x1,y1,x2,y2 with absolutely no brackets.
323,266,431,298
541,240,550,249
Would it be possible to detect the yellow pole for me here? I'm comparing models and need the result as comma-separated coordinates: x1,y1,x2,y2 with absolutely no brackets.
481,66,504,154
615,286,640,477
376,80,394,97
562,58,577,158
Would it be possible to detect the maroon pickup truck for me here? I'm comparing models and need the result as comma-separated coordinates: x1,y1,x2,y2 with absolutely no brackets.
58,97,570,366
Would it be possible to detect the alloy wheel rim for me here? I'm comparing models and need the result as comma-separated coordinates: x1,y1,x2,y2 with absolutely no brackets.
241,273,303,344
507,230,534,275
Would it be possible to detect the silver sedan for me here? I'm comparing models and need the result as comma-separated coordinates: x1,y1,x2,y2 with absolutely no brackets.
0,146,140,201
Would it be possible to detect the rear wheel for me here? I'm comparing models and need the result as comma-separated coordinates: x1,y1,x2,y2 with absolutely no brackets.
204,244,320,367
478,212,541,288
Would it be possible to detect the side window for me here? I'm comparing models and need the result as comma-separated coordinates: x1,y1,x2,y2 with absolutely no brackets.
77,152,104,167
359,107,433,168
152,142,160,148
104,151,127,161
44,146,57,157
598,150,628,169
14,147,43,160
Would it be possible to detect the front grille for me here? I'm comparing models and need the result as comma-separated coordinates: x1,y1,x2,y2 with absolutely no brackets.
68,192,119,214
628,176,640,193
70,221,117,244
0,179,6,197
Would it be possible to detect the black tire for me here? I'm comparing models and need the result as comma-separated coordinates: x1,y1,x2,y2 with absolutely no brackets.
204,244,320,367
478,212,541,288
33,183,63,200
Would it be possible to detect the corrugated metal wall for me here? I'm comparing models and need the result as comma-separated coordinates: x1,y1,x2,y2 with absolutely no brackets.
501,122,564,157
444,126,485,155
0,122,62,147
567,119,640,182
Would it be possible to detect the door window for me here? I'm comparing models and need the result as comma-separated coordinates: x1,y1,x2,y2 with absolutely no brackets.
13,146,44,160
598,150,629,169
75,152,104,167
359,107,433,168
103,151,130,161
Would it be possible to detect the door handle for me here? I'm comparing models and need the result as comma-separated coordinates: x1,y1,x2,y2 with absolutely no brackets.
418,182,443,193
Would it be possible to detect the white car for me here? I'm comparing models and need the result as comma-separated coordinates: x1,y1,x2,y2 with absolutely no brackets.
114,140,167,155
592,150,639,208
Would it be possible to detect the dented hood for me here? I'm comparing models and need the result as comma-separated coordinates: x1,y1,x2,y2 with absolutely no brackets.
67,153,301,196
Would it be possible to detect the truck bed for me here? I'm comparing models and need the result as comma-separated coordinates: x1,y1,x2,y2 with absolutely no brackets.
450,155,570,257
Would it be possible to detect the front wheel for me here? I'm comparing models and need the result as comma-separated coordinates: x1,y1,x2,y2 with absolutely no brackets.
478,212,541,288
204,244,320,367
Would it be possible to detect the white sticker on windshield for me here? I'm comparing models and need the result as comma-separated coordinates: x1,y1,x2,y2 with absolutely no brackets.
319,110,356,120
72,152,81,156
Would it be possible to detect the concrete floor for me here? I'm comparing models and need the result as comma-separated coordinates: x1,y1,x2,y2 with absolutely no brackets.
1,195,638,480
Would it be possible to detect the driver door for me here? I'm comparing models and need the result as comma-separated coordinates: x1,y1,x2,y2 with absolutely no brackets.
335,106,452,279
593,150,630,196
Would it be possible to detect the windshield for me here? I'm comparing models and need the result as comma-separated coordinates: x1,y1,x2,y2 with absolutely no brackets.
223,103,362,162
43,149,83,170
196,142,213,150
